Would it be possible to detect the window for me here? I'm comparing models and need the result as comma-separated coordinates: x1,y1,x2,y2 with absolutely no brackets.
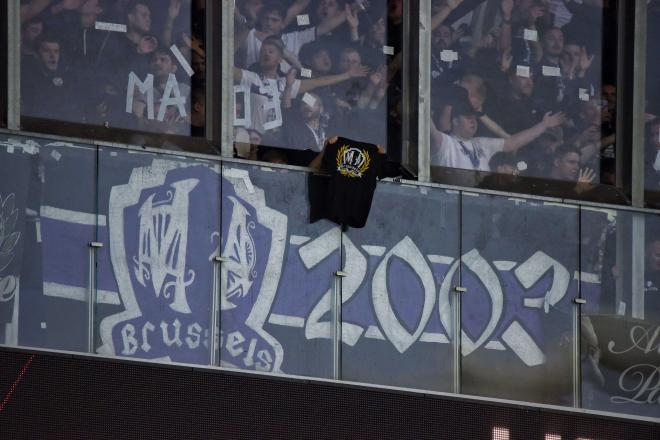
231,0,405,170
0,0,7,128
18,0,209,152
645,1,660,207
427,0,625,203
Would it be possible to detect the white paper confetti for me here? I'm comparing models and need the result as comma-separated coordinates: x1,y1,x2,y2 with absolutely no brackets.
297,14,310,26
440,50,458,62
516,65,530,78
301,68,312,78
95,21,127,33
302,93,317,108
516,161,528,171
542,65,561,77
382,46,395,55
523,28,538,41
578,88,590,101
50,150,62,161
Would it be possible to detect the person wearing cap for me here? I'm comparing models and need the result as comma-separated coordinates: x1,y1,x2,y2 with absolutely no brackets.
430,101,564,172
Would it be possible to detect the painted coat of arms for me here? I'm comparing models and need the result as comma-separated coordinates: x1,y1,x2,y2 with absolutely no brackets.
97,160,286,371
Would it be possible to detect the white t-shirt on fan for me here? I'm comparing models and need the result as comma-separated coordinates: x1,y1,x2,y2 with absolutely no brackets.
431,131,505,172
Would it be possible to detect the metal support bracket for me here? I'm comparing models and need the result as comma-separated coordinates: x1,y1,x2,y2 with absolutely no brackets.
574,298,587,305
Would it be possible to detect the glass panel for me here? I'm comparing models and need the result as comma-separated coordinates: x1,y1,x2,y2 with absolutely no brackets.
580,208,660,419
232,0,404,168
645,1,660,206
0,1,6,128
19,0,206,138
428,1,621,200
461,193,578,405
95,147,219,365
220,163,339,378
0,135,95,351
341,182,459,391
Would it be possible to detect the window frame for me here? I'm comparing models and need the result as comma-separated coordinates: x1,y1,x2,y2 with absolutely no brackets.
0,1,6,128
11,0,218,155
417,0,646,207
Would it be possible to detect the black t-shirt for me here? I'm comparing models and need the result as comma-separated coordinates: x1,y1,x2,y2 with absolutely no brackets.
312,137,381,228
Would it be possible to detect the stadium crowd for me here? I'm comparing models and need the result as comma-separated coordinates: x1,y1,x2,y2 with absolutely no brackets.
18,0,660,188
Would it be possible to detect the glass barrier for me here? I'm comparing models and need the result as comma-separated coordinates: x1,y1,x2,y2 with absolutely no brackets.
220,163,340,378
1,137,659,420
0,134,96,352
645,1,660,206
20,0,206,139
232,0,404,168
580,208,660,418
428,0,620,200
95,147,220,365
341,181,460,391
460,193,579,405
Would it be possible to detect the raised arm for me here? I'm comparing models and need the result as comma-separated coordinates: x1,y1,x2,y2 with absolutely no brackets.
503,112,564,152
298,65,369,94
480,114,511,139
21,0,52,22
163,0,182,47
430,117,446,149
431,0,464,31
283,0,311,27
499,0,513,52
316,10,347,36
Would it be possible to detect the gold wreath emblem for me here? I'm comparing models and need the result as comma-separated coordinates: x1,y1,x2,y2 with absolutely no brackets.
336,145,371,178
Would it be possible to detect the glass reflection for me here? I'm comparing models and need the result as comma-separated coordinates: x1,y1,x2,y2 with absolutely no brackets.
581,209,660,418
20,0,206,138
233,0,403,168
429,0,618,191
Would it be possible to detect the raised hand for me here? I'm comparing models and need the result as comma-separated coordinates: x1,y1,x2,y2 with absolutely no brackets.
500,0,514,20
578,46,595,75
528,5,544,25
168,0,182,20
578,168,596,183
346,3,359,30
285,68,298,87
500,47,513,72
348,64,370,78
542,111,565,129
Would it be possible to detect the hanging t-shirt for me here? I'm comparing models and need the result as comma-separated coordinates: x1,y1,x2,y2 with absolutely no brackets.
312,137,381,228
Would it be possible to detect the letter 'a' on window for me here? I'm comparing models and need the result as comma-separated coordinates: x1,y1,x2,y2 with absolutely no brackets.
231,0,405,171
427,0,627,204
18,0,209,152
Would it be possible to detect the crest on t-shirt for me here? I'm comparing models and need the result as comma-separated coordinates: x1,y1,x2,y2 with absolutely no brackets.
336,145,371,178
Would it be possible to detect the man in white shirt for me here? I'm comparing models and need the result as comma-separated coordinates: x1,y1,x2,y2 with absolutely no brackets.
431,102,564,172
